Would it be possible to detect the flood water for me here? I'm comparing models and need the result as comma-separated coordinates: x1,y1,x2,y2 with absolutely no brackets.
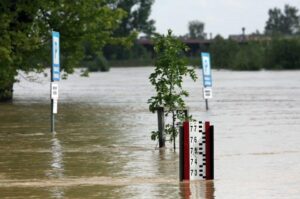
0,67,300,198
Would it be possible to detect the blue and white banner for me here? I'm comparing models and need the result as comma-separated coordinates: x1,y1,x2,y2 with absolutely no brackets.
201,52,212,87
52,31,60,81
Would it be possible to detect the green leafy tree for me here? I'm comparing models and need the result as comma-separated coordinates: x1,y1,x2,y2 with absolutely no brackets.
265,4,300,35
0,0,41,101
232,42,265,71
264,38,300,69
148,30,197,150
209,36,239,69
188,20,206,39
0,0,127,101
103,0,155,60
113,0,156,37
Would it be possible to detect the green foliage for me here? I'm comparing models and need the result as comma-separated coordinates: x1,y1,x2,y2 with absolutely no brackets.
112,0,156,37
108,58,154,67
209,36,239,69
265,4,300,35
188,20,206,39
82,42,109,72
208,36,300,70
232,42,265,71
264,38,300,69
104,41,152,61
0,67,16,101
0,0,128,101
94,54,109,72
103,0,155,62
85,54,109,72
151,130,159,141
148,30,197,149
209,36,266,71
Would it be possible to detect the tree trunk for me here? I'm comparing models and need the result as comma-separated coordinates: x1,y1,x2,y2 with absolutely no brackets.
172,110,176,150
0,67,17,102
0,83,13,102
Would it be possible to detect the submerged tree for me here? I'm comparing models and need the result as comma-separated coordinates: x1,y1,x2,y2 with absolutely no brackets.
0,0,128,101
148,30,197,150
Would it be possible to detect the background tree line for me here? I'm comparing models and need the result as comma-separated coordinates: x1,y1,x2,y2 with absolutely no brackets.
209,36,300,70
209,4,300,70
107,4,300,71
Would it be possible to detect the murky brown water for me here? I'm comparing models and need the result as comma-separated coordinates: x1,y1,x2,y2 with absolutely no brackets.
0,67,300,198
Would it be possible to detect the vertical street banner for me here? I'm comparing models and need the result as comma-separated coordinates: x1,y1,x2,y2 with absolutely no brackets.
52,31,60,81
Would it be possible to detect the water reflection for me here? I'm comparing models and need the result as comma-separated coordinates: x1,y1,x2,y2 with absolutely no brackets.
49,186,64,199
48,134,65,199
48,135,64,178
180,180,215,199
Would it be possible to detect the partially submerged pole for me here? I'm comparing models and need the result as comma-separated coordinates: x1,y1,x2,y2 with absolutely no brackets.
180,120,214,181
50,31,60,133
205,99,209,110
179,125,184,181
157,106,165,148
183,109,189,119
157,107,189,149
51,84,55,132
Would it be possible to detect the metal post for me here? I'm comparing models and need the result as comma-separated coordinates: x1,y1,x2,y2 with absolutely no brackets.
205,122,214,180
50,57,55,133
205,122,211,179
179,125,184,181
50,31,60,133
51,75,55,133
51,99,55,133
210,125,214,179
183,121,190,181
205,99,209,110
157,107,165,148
183,109,189,120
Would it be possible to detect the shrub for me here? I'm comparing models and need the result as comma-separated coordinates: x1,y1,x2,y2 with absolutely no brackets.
148,30,197,150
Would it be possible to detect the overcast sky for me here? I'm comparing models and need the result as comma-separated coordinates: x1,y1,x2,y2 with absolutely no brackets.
150,0,300,38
